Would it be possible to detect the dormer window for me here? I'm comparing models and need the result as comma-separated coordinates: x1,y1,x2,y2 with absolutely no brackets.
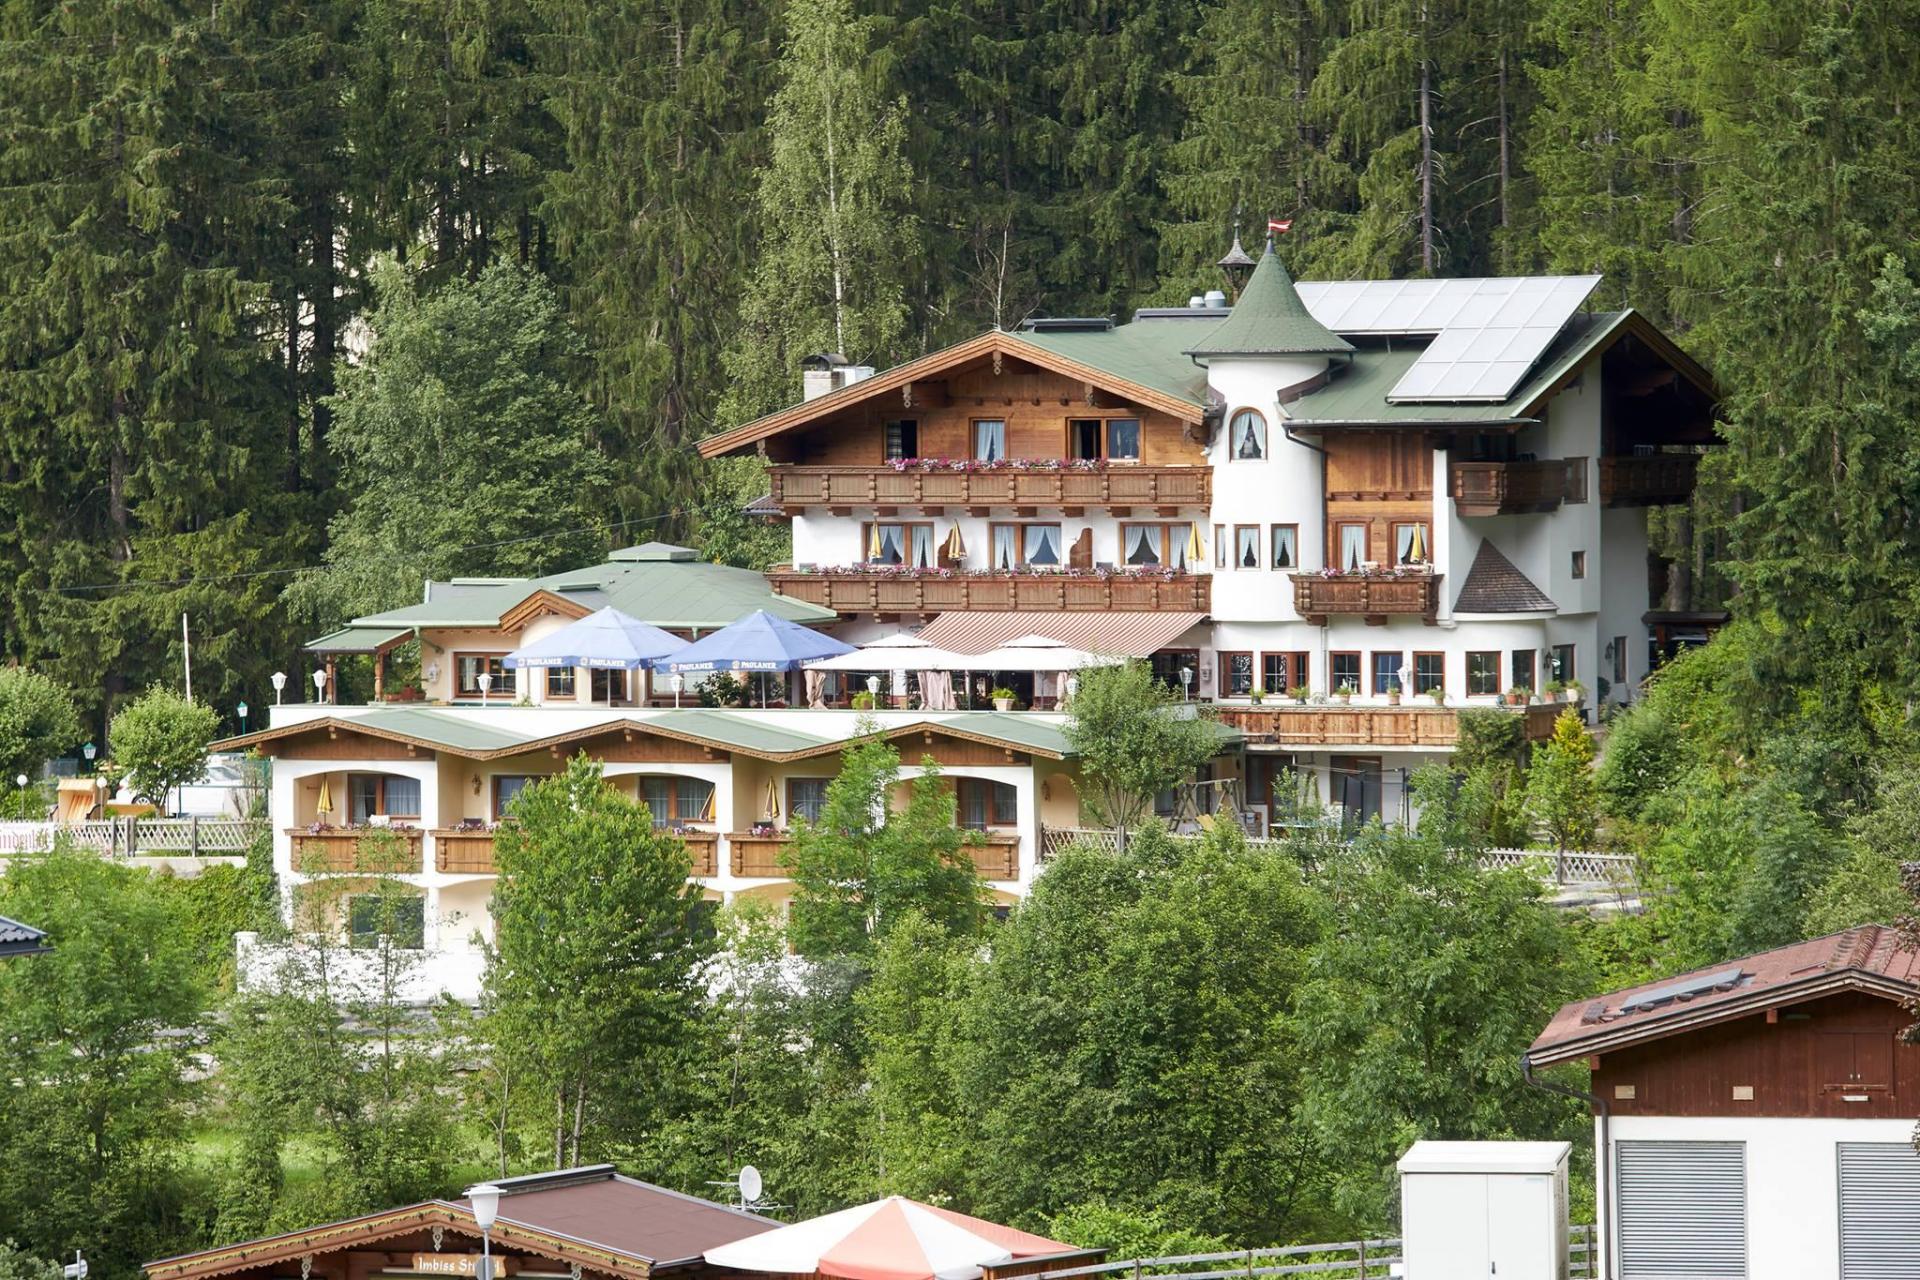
1230,409,1266,460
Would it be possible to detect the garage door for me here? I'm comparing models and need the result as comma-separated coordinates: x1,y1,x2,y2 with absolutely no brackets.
1839,1142,1920,1279
1617,1140,1747,1278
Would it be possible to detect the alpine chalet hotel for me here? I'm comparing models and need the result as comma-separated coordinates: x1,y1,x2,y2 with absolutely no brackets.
700,236,1719,823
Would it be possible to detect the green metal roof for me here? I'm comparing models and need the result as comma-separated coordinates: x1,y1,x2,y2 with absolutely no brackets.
921,712,1074,758
1184,246,1354,358
306,625,413,654
324,547,837,642
336,708,542,753
632,709,838,756
1008,325,1211,409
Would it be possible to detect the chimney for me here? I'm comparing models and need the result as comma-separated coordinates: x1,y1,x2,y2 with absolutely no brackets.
801,352,850,402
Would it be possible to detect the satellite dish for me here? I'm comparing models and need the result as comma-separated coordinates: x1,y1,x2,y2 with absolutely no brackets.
738,1165,763,1203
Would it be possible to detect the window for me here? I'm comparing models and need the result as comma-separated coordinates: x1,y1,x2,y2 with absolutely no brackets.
347,894,424,949
546,667,576,698
865,521,936,568
1229,408,1266,460
1571,549,1587,579
884,420,919,460
1550,643,1576,684
1511,649,1537,692
1121,523,1193,570
347,773,422,824
590,668,629,703
1393,522,1431,565
1336,522,1368,571
788,777,830,824
1214,524,1227,568
1262,652,1308,693
990,523,1064,569
1413,652,1445,695
1106,418,1140,460
457,654,514,698
1372,652,1403,695
493,774,540,820
972,419,1006,462
1467,651,1501,696
638,776,716,829
1564,456,1589,503
1331,651,1361,694
1234,525,1261,569
1612,636,1628,685
1219,651,1254,696
957,777,1017,828
1070,417,1140,461
1271,524,1298,570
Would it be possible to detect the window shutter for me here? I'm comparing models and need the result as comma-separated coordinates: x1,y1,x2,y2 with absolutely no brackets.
1617,1140,1747,1278
1839,1142,1920,1278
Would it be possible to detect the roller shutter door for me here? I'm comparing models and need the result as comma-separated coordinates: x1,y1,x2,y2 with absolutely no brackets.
1839,1142,1920,1279
1616,1140,1747,1278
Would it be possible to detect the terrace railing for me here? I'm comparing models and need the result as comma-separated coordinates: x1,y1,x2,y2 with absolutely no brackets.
0,817,265,857
1029,1225,1596,1280
769,463,1211,512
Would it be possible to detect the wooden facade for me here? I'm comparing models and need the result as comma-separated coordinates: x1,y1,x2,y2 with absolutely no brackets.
1598,453,1699,507
1290,571,1443,624
1322,432,1435,569
289,828,424,873
766,568,1210,615
1447,459,1569,516
770,463,1209,514
1592,991,1920,1119
1214,702,1558,747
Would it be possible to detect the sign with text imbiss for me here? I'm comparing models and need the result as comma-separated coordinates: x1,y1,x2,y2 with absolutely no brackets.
410,1256,517,1277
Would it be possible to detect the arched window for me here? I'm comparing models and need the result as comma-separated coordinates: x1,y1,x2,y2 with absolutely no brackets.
636,775,716,830
1229,409,1266,460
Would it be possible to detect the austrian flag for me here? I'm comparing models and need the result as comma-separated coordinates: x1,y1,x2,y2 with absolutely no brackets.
1268,218,1293,234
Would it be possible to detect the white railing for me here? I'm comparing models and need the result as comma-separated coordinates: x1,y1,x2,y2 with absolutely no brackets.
0,817,266,857
1031,1225,1595,1280
1040,826,1638,890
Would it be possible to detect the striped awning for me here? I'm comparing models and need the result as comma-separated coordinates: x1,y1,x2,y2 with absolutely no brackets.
916,610,1206,657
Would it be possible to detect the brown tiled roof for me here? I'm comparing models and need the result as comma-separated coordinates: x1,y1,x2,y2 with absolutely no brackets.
1453,539,1555,614
1528,925,1920,1066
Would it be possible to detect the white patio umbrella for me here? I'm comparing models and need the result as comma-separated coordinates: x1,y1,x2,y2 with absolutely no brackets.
805,633,976,672
967,634,1122,673
704,1195,1080,1280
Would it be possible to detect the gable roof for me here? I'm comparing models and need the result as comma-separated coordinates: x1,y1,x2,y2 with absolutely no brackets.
1527,925,1920,1066
1183,245,1353,358
1453,540,1556,614
0,915,50,958
145,1165,777,1280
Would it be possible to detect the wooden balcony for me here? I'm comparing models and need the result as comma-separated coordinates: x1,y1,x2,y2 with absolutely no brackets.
1448,460,1568,516
728,831,793,878
769,464,1209,514
1599,454,1699,506
964,832,1021,880
1214,702,1559,748
288,827,424,874
433,828,496,873
769,569,1210,616
1290,572,1442,625
679,830,719,877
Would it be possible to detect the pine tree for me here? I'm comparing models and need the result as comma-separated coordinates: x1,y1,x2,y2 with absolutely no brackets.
720,0,916,422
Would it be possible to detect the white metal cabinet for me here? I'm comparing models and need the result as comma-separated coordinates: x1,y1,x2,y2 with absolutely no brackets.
1399,1141,1571,1279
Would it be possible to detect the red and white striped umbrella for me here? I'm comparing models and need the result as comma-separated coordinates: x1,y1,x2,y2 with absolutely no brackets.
705,1195,1076,1280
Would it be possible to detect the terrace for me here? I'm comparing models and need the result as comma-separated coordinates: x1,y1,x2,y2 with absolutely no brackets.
768,566,1211,615
769,462,1210,515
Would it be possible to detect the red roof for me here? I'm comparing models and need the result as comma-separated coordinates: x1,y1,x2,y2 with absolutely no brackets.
1528,925,1920,1066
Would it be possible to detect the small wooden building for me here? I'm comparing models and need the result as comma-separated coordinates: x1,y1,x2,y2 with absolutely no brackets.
1526,926,1920,1280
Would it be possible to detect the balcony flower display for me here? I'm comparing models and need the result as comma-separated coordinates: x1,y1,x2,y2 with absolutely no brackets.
1300,561,1434,579
790,563,1187,582
886,456,1109,473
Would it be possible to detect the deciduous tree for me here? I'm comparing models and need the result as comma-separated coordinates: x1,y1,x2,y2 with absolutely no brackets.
108,687,221,807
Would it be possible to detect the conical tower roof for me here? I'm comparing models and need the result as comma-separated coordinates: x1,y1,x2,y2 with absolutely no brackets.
1186,242,1353,359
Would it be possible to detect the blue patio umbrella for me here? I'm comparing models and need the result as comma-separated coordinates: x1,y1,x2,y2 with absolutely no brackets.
503,606,686,670
664,609,853,674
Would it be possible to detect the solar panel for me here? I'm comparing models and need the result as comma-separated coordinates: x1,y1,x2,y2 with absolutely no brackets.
1618,966,1746,1013
1295,275,1601,403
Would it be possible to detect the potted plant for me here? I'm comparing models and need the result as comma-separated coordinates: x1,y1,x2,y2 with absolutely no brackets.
1249,687,1266,705
1385,680,1402,707
1504,686,1529,706
1563,679,1584,703
1543,680,1565,702
1426,686,1446,706
850,690,877,710
1288,684,1310,705
1331,681,1355,705
991,686,1017,711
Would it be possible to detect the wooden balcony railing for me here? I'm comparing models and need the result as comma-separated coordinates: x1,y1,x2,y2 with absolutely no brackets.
1213,701,1559,747
1448,460,1568,516
433,829,496,873
289,828,424,874
964,832,1021,880
1599,454,1699,506
679,831,719,877
769,464,1209,513
769,569,1210,615
728,831,793,878
1290,572,1442,625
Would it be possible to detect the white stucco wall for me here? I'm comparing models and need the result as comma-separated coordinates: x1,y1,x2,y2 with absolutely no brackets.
1601,1114,1920,1280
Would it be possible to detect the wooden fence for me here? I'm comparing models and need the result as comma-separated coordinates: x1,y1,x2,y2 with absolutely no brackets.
1031,1227,1595,1280
0,817,266,857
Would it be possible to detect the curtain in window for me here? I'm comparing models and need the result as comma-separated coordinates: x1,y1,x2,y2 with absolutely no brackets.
1024,525,1062,566
1340,525,1367,570
1373,653,1403,694
910,526,935,568
873,524,905,565
1125,524,1162,565
1236,527,1259,568
641,777,672,828
1231,411,1265,459
495,776,532,819
974,420,1005,461
792,780,828,823
349,776,378,824
1396,523,1429,564
961,781,988,829
678,779,712,824
992,525,1019,570
1271,526,1296,569
1168,532,1190,570
384,777,420,817
1107,419,1140,459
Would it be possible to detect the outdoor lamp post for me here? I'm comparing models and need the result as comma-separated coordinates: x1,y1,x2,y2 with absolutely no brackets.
82,742,96,772
312,668,328,705
1064,674,1080,704
466,1182,502,1280
670,672,684,709
477,672,492,707
271,670,287,705
237,701,249,735
1179,665,1194,701
865,674,881,702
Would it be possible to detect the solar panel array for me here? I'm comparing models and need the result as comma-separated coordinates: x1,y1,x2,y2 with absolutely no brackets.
1618,965,1746,1013
1295,275,1601,404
